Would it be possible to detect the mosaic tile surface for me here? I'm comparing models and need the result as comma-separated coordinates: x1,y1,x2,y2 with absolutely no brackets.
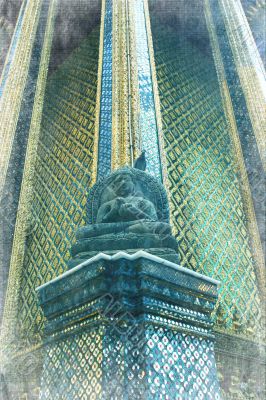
150,21,262,338
17,28,99,343
40,324,220,399
97,0,113,179
40,328,103,400
133,0,162,180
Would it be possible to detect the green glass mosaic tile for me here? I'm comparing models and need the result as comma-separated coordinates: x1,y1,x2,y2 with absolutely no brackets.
150,22,262,338
17,28,100,343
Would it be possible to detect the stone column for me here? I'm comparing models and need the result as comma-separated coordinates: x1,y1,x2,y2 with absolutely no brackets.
37,251,221,399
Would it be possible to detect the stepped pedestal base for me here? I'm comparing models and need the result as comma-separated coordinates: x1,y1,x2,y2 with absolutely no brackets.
37,251,221,399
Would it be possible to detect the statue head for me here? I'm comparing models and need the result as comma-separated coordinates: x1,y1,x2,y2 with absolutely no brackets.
109,170,135,198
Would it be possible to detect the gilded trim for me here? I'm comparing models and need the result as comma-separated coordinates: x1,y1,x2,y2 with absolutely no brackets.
91,0,106,185
128,0,141,160
111,0,119,170
112,0,132,170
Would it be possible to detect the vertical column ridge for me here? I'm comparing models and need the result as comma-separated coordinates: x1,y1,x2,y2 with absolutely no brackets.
1,0,57,346
93,0,113,181
0,0,43,200
204,0,265,307
219,0,266,169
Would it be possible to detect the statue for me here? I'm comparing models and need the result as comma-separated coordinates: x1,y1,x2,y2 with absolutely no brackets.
96,169,158,224
68,165,179,268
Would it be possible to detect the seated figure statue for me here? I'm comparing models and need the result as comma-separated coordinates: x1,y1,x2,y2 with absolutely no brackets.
68,164,179,269
97,171,157,223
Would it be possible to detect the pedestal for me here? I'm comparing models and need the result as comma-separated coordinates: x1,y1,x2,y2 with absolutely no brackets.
37,251,221,399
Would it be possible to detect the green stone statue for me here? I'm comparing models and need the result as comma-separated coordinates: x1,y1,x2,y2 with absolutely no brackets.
96,170,158,223
68,166,179,268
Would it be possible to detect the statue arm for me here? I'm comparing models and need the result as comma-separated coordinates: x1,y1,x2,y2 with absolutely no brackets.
137,199,158,221
119,198,158,221
97,201,113,223
97,198,124,223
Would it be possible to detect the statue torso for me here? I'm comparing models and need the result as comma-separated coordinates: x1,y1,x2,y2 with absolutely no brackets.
96,195,158,223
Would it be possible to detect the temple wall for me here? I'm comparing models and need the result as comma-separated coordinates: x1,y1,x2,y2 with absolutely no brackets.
150,15,264,338
17,27,100,344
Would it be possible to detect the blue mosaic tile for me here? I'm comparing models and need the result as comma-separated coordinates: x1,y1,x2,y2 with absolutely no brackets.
133,0,162,180
97,0,113,179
